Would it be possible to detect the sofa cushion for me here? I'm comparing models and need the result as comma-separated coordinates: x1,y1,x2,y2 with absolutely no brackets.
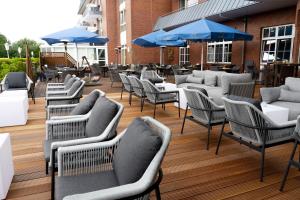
271,101,300,120
260,85,288,103
70,90,100,115
113,118,162,185
186,75,203,84
207,87,224,106
67,80,82,96
63,74,72,85
65,77,76,89
55,171,119,200
279,89,300,103
6,72,27,89
192,70,205,78
228,95,262,111
204,74,217,86
85,97,118,137
204,70,226,87
221,73,252,95
285,77,300,92
187,86,208,96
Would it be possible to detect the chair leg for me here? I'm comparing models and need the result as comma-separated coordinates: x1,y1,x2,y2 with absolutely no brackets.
140,97,143,112
141,97,145,112
260,145,266,182
178,100,181,118
45,161,49,175
181,105,188,134
155,186,161,200
51,149,56,200
206,124,211,150
215,119,226,155
129,92,132,105
120,86,124,100
153,104,157,118
280,140,298,191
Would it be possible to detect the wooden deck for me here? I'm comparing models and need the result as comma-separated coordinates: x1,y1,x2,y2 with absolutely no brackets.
2,93,300,200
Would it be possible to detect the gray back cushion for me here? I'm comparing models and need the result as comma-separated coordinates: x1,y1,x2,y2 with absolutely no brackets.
67,80,82,96
65,77,76,89
70,91,100,115
228,95,262,111
260,85,288,103
186,75,203,84
6,72,27,89
85,97,118,137
113,118,162,185
221,73,252,95
192,70,205,78
63,74,72,85
285,77,300,92
204,74,217,86
278,89,300,103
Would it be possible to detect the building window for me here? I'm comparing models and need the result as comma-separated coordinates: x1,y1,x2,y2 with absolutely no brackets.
119,9,126,32
207,41,232,63
179,47,190,65
261,24,294,63
179,0,198,9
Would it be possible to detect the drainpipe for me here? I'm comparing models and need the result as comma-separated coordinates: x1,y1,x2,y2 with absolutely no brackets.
242,16,248,72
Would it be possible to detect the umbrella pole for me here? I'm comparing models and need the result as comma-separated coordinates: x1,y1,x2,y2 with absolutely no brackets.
201,43,204,71
75,43,79,68
64,41,68,67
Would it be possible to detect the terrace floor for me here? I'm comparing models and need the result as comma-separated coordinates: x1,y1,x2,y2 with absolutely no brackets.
2,89,300,200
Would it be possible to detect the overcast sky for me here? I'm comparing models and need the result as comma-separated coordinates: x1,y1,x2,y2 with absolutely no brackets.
0,0,80,43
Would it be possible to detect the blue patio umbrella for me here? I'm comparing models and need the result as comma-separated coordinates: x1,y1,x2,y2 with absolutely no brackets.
162,19,253,69
41,27,109,67
132,30,186,64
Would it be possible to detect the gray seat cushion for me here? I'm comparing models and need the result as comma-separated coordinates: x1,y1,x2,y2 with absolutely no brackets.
67,80,82,96
85,97,118,137
70,91,100,115
55,171,119,200
158,93,177,101
6,72,27,89
64,77,76,89
270,101,300,120
113,118,162,185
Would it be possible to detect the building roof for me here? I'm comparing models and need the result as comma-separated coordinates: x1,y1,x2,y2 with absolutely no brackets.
153,0,298,31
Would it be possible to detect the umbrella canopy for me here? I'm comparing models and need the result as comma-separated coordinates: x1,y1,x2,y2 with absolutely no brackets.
162,19,253,42
41,27,108,45
132,30,186,47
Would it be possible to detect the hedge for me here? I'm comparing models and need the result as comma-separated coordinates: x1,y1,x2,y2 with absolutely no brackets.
0,58,40,80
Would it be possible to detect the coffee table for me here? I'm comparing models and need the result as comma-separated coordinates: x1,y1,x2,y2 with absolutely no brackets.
261,102,289,124
0,133,14,199
156,82,187,109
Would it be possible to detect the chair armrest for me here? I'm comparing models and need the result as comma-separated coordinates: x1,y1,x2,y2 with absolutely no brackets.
46,90,68,96
47,104,78,119
160,90,179,94
175,75,189,85
47,86,65,91
47,83,64,87
50,115,84,120
46,116,88,141
271,119,297,129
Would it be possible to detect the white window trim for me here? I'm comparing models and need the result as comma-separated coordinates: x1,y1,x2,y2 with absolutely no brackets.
179,46,190,65
260,24,295,64
207,41,232,64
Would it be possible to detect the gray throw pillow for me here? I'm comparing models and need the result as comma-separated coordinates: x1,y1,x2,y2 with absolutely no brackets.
186,75,203,84
70,90,100,115
260,85,288,103
85,97,118,137
285,77,300,92
187,86,208,96
64,77,76,89
113,118,162,185
204,75,217,86
7,72,27,89
63,74,72,85
228,95,262,111
67,80,82,96
278,89,300,103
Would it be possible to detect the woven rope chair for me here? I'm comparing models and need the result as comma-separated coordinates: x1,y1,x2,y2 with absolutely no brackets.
119,73,134,105
280,116,300,191
108,68,122,87
45,80,85,107
46,89,105,120
228,81,255,98
53,116,171,200
47,74,73,91
141,70,164,84
216,97,296,181
181,88,226,150
141,80,180,118
128,76,146,112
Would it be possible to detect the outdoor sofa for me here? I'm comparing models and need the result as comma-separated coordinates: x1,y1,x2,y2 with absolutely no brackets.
175,70,253,105
260,77,300,120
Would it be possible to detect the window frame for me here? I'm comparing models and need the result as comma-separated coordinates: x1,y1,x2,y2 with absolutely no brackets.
179,46,190,65
260,24,295,64
207,41,232,64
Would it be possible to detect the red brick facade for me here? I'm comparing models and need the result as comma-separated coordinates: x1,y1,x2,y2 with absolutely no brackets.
100,0,300,70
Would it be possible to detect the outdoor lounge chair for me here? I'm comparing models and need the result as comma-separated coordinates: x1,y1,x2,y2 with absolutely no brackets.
47,74,73,91
119,73,134,105
141,69,164,84
141,80,180,118
181,88,226,150
1,72,35,103
216,97,296,181
108,68,122,87
45,79,85,106
46,89,105,120
128,75,146,112
52,116,171,200
280,116,300,191
44,96,123,176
